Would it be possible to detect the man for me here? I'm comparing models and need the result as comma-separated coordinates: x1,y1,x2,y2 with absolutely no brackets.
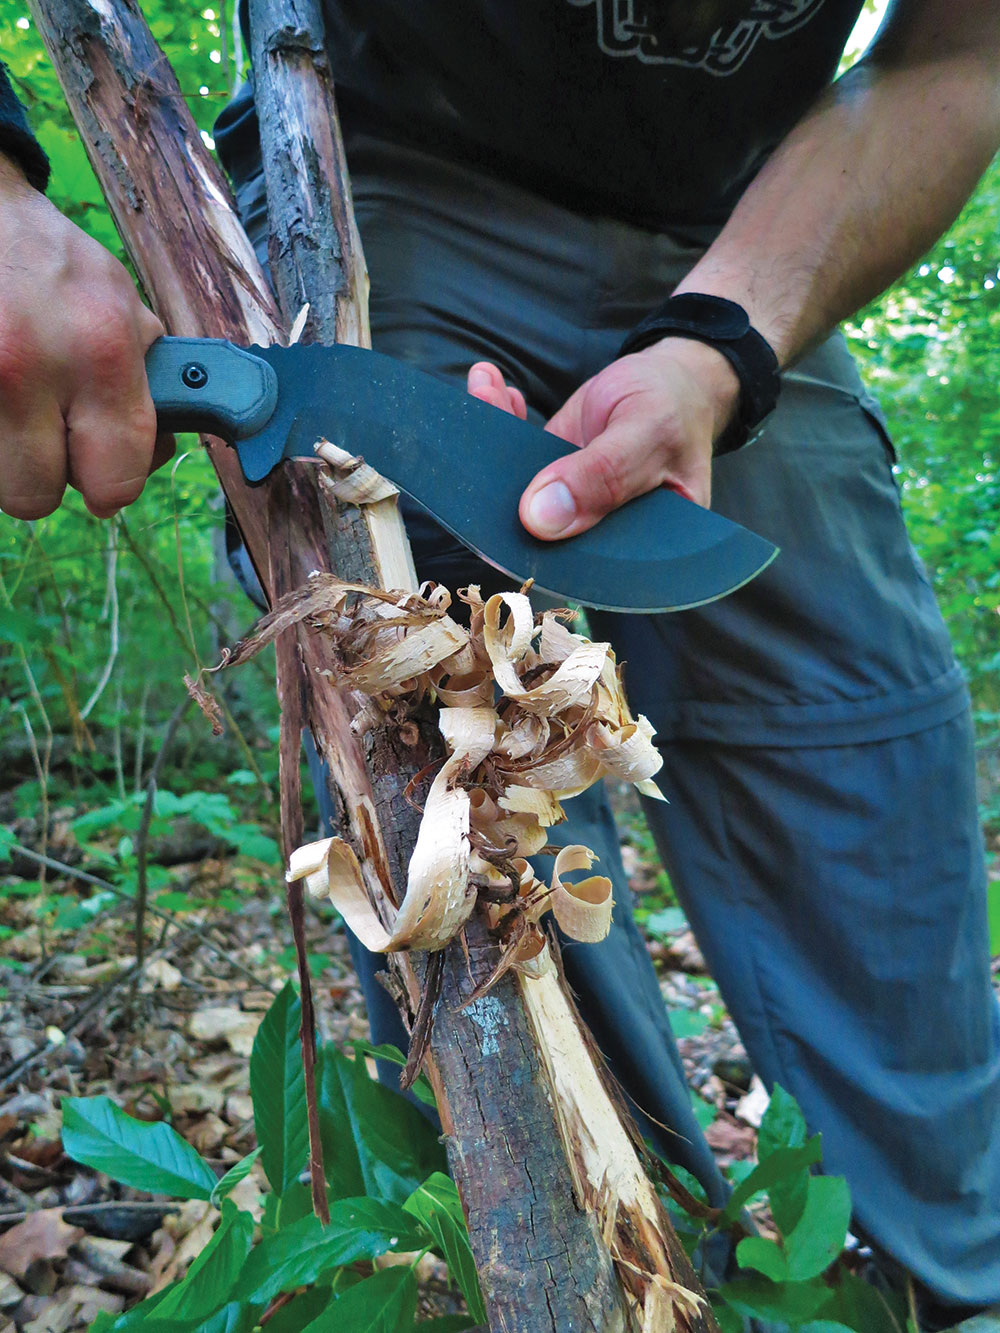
2,0,999,1323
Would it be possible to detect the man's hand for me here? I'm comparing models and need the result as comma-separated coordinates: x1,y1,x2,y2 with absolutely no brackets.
0,156,170,521
467,339,739,541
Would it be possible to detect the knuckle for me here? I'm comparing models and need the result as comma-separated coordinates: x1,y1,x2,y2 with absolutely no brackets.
1,494,60,521
82,312,134,376
86,473,145,513
583,446,629,514
0,333,35,399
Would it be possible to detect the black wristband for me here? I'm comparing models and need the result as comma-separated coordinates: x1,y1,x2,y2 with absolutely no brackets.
618,293,780,455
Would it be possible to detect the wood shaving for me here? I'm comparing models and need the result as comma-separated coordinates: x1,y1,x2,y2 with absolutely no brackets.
214,575,661,966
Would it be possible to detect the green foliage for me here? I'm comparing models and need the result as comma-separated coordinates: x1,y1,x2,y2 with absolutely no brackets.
654,1084,907,1332
317,1044,449,1206
304,1266,418,1333
845,158,1000,827
403,1175,488,1325
61,1096,218,1199
249,981,309,1195
1,9,284,872
60,987,484,1331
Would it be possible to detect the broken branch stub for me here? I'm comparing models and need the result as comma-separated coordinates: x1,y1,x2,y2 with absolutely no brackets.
220,572,718,1329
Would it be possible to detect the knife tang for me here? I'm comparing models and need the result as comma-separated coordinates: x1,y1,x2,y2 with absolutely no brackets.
146,338,278,441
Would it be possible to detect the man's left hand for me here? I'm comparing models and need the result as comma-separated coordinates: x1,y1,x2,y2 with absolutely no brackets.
467,339,740,541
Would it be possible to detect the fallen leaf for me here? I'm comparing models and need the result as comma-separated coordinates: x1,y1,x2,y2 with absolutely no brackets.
143,959,183,992
188,1008,261,1056
224,1093,254,1126
152,1201,217,1293
0,1211,84,1281
0,1272,24,1310
704,1116,757,1163
228,1173,264,1222
169,1083,226,1116
184,1112,230,1155
735,1075,770,1129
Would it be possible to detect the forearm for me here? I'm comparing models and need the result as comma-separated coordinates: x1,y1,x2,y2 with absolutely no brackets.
676,28,1000,367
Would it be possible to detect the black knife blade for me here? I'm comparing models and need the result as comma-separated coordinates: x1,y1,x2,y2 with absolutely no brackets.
146,337,777,612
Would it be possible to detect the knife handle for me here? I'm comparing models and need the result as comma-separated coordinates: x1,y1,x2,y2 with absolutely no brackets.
145,337,278,441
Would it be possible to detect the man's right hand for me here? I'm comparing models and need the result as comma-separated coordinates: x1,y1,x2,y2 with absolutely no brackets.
0,156,171,521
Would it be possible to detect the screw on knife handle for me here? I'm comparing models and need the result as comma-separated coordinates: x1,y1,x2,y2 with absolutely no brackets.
145,337,279,441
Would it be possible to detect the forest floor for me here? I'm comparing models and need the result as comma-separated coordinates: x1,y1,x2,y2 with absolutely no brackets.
0,780,996,1331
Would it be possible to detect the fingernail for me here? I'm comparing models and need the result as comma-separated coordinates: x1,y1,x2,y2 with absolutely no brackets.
468,367,492,390
526,481,576,537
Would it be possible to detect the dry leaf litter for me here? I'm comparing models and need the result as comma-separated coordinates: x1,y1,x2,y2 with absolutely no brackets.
1,575,759,1331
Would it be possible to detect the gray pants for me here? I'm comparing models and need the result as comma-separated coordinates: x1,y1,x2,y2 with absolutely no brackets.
237,133,1000,1307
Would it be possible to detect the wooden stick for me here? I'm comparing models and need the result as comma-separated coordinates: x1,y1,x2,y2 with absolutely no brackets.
27,1,720,1326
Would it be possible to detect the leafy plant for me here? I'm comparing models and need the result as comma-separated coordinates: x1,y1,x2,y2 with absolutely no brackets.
61,984,483,1332
658,1085,907,1333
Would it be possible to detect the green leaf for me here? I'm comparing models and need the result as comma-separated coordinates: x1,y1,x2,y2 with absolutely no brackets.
758,1083,808,1158
987,879,1000,957
233,1198,429,1306
88,1295,256,1333
351,1041,438,1108
261,1286,334,1333
759,1085,812,1234
735,1235,788,1283
229,822,281,863
152,1201,254,1321
72,799,131,837
688,1091,715,1131
799,1323,860,1333
211,1147,262,1205
720,1137,823,1224
404,1173,486,1324
821,1270,909,1333
86,1285,179,1332
644,906,687,938
305,1266,417,1333
61,1096,217,1199
720,1276,833,1324
272,1181,315,1232
669,1008,711,1038
783,1175,852,1281
0,607,35,646
250,982,309,1195
317,1044,447,1205
711,1303,744,1333
316,1046,367,1200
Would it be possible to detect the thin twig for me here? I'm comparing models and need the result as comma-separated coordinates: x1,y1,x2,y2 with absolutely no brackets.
131,697,192,1006
2,842,274,994
0,1201,179,1226
118,516,273,686
171,453,202,667
80,518,121,721
14,705,49,890
0,567,54,890
400,951,445,1091
112,676,126,801
276,631,329,1224
133,680,151,793
118,516,273,799
0,940,177,1090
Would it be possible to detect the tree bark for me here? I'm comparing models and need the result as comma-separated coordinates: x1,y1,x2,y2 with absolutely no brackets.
28,1,721,1327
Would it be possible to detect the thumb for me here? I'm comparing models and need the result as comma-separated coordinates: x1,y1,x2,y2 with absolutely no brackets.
520,417,671,540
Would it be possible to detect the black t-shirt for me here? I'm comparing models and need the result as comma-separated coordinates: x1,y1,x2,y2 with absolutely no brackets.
217,0,866,227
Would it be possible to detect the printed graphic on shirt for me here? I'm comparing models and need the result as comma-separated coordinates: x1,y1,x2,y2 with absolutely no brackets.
568,0,827,74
